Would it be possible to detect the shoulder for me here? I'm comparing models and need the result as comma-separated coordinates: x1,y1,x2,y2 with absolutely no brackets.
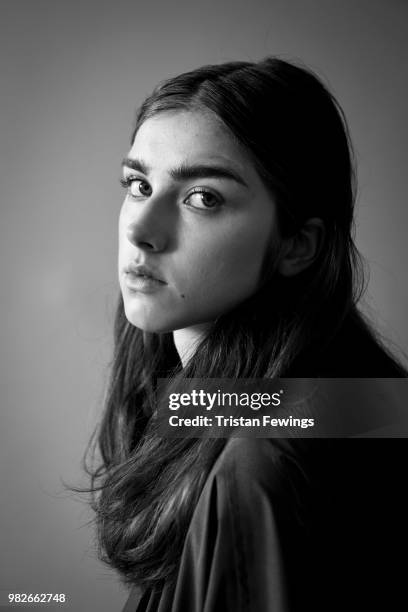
213,437,298,487
321,311,407,376
197,437,312,528
290,309,407,376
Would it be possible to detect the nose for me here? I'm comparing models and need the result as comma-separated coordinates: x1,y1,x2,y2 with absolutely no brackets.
125,198,171,252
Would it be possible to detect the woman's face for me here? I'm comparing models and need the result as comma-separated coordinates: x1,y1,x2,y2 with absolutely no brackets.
118,109,278,332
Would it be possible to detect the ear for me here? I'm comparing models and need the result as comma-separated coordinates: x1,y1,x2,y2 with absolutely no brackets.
278,218,325,277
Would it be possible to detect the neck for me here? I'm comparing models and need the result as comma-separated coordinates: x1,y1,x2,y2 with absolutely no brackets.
173,323,212,367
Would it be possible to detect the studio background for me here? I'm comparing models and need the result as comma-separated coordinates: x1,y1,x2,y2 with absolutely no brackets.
1,1,407,610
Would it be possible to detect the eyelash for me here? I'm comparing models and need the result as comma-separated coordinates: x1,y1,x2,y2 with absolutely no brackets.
120,176,149,195
119,176,222,210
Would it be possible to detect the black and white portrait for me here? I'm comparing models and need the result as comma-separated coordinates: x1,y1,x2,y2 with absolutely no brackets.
1,1,407,610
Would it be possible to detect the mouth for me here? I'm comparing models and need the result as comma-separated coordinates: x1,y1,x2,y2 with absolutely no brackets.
123,263,167,286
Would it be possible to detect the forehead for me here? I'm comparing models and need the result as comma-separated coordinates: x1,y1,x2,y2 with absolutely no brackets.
129,110,253,178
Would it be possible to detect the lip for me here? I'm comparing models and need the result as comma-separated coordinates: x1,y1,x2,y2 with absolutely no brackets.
123,263,167,284
122,262,167,294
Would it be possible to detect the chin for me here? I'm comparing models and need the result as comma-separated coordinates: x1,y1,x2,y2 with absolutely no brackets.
123,307,177,333
123,304,211,334
124,315,170,333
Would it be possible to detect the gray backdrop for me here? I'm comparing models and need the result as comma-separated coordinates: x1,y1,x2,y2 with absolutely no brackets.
1,0,407,610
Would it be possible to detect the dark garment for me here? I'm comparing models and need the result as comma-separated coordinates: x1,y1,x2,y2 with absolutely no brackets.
122,315,408,611
122,435,408,611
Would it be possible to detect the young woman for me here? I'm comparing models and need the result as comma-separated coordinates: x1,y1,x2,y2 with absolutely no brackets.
85,57,407,611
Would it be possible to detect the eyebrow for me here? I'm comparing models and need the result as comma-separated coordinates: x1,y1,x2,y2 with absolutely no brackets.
121,157,249,189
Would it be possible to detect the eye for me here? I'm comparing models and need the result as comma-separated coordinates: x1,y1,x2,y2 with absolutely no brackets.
120,176,152,198
184,188,221,210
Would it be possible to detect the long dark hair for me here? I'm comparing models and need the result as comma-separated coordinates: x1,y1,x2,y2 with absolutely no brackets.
82,57,406,590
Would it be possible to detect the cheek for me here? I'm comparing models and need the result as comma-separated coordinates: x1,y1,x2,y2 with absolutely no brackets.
184,219,274,302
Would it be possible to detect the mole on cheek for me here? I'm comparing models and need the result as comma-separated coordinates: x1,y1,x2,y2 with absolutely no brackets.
180,294,186,298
